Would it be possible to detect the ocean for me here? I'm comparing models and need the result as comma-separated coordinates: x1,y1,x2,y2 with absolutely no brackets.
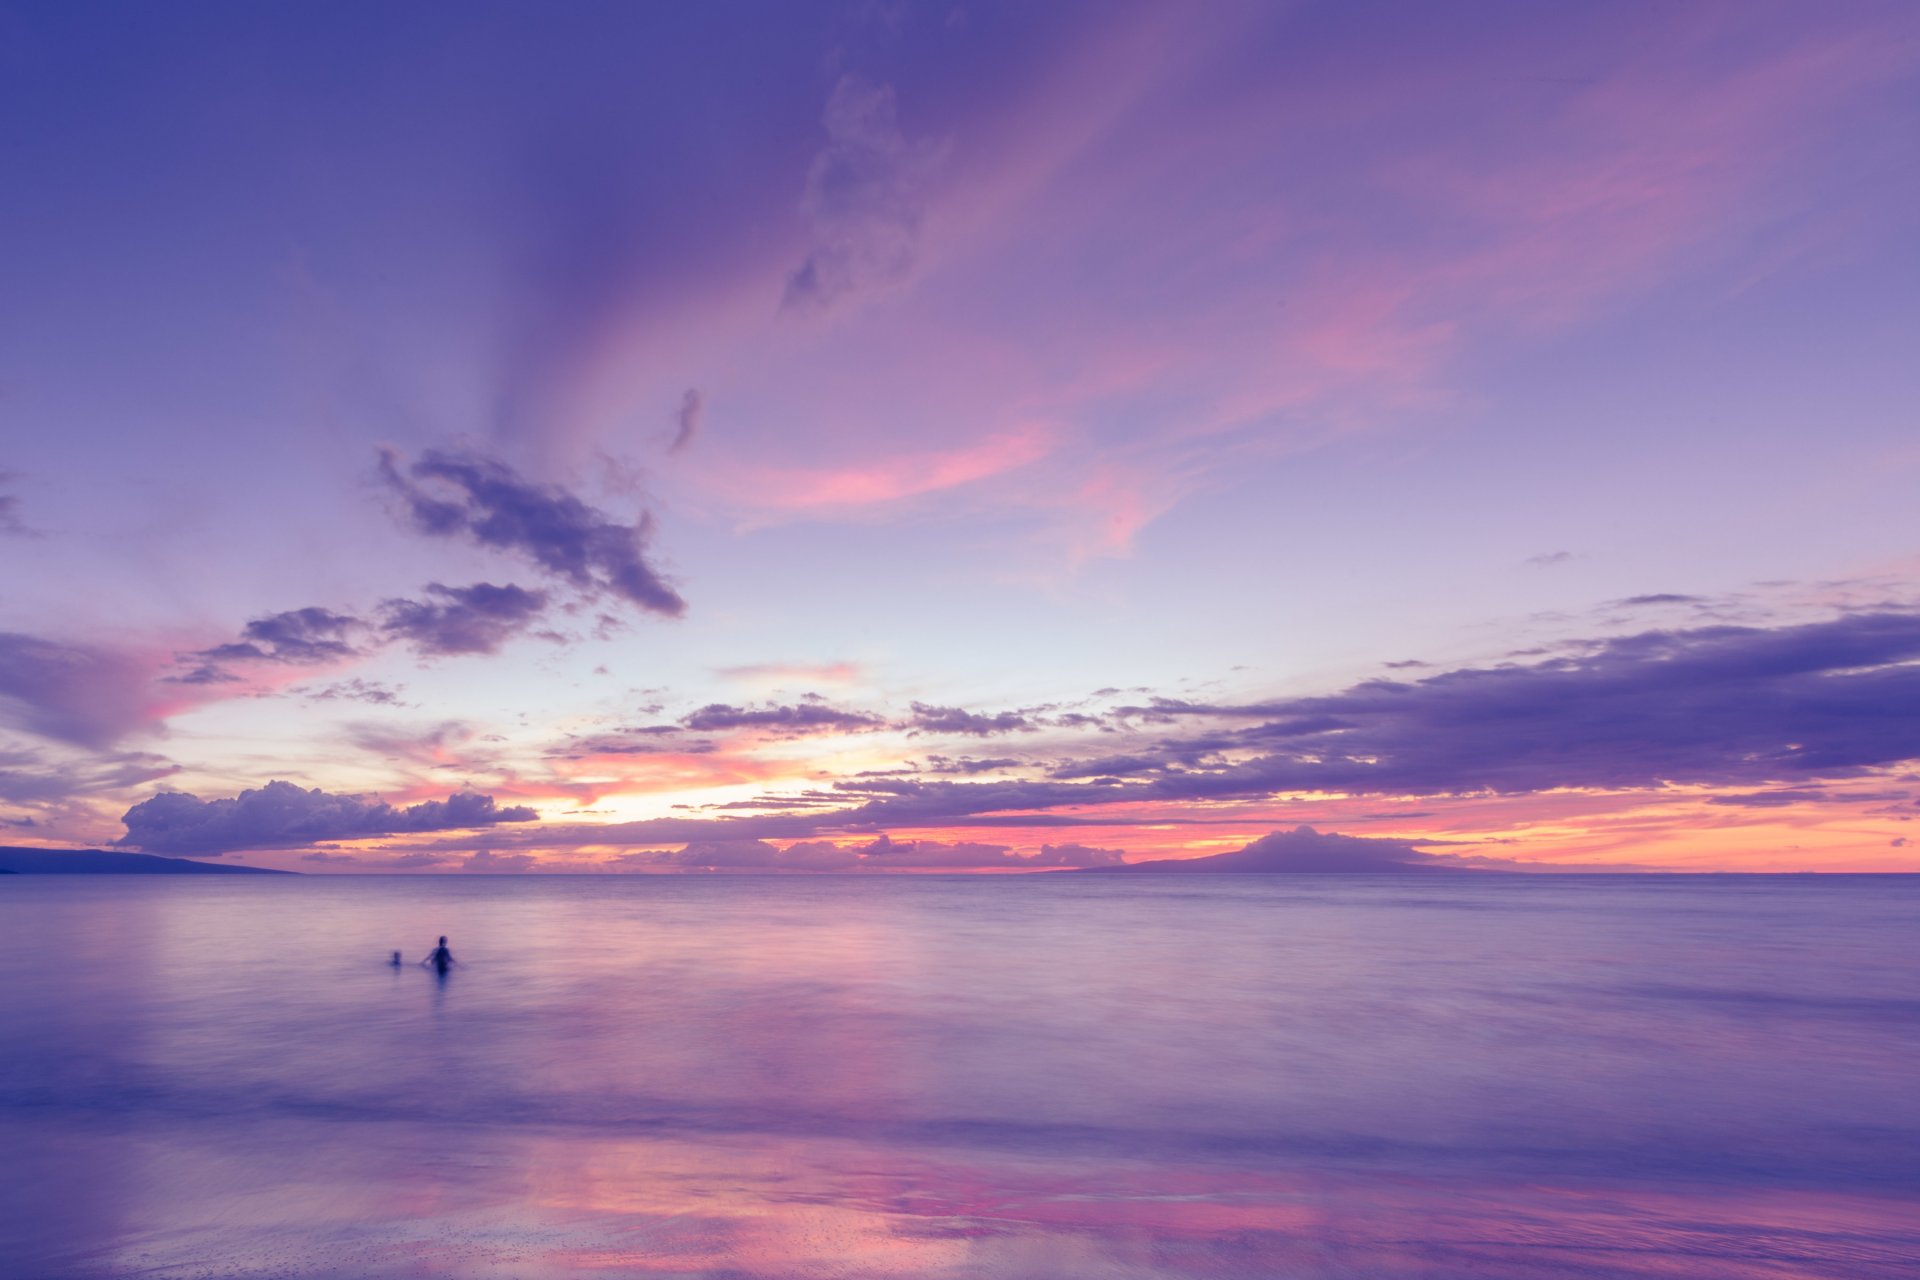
1,873,1915,1279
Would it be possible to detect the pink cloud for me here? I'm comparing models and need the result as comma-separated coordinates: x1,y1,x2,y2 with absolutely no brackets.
715,661,864,687
720,424,1056,516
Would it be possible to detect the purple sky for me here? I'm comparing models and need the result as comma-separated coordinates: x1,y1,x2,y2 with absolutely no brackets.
3,0,1919,871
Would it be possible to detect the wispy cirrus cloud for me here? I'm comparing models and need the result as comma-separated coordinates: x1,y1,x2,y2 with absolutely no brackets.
783,77,947,312
722,426,1054,517
705,6,1918,563
0,633,178,749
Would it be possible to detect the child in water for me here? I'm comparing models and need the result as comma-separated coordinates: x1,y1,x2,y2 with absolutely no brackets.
388,950,403,968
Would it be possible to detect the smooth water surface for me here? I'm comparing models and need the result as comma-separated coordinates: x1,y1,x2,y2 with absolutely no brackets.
1,874,1915,1278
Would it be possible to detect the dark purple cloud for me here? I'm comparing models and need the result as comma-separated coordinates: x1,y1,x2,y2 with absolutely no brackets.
379,448,684,616
0,633,163,749
765,611,1920,830
1183,611,1920,797
1033,612,1920,804
379,582,549,656
193,607,363,667
180,582,547,684
682,700,885,734
119,780,539,855
906,702,1036,735
1084,826,1464,874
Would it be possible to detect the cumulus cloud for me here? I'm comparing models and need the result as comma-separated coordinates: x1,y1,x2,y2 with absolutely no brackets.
379,582,549,656
784,77,945,310
759,840,865,870
906,702,1036,736
1086,826,1465,873
662,838,788,869
119,780,539,855
1031,842,1128,867
0,632,164,749
379,448,684,616
0,743,179,807
670,388,703,453
462,848,538,873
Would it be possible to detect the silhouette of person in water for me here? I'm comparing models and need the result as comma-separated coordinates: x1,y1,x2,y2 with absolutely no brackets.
422,936,456,974
389,950,404,968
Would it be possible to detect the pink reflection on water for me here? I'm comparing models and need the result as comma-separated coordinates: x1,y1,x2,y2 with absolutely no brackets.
84,1126,1917,1278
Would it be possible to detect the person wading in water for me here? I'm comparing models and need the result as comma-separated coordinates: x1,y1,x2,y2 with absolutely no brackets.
422,936,456,975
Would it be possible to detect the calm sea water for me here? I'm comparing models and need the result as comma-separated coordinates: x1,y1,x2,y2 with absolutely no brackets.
1,873,1915,1279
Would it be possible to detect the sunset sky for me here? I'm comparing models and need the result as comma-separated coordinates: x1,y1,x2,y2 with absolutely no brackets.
3,0,1918,872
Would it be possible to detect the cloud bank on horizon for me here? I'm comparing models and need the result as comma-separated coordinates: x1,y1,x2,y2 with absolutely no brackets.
1,1,1917,872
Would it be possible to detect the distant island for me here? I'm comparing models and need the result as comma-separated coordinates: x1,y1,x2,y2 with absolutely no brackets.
1074,826,1481,874
0,847,291,875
